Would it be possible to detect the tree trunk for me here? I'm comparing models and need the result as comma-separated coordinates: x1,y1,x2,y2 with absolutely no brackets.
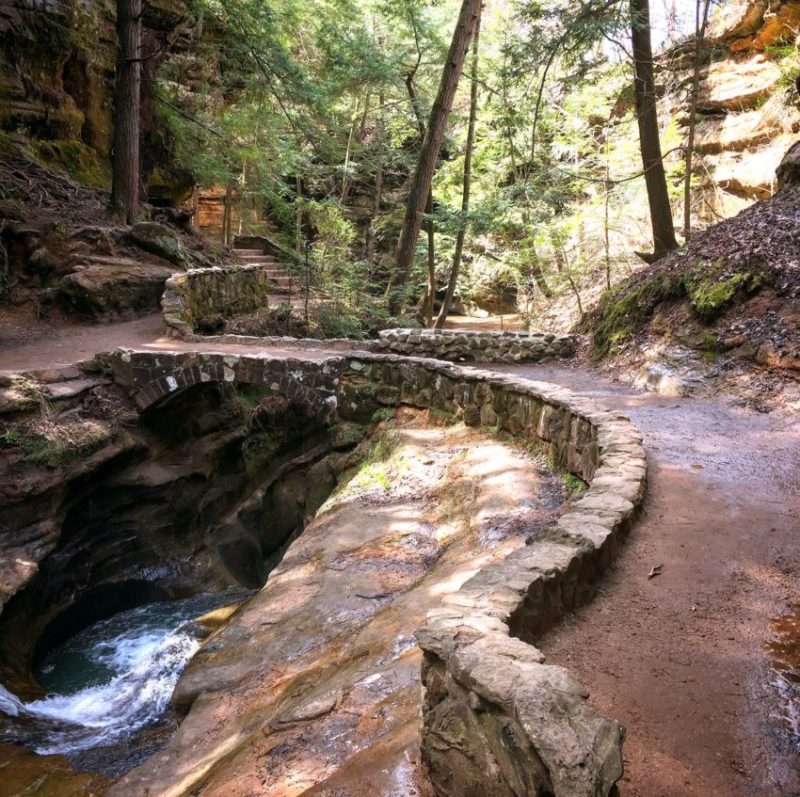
405,69,437,323
435,8,482,330
388,0,483,313
295,174,303,254
630,0,677,260
526,239,553,298
110,0,142,224
422,221,436,325
683,0,710,241
222,181,234,246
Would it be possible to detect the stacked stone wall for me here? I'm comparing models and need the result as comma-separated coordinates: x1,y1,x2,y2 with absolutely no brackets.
376,328,577,363
161,265,272,336
109,348,646,797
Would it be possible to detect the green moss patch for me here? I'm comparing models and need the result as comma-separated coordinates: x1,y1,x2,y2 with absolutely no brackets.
590,258,768,359
591,271,685,358
683,271,754,321
32,140,111,189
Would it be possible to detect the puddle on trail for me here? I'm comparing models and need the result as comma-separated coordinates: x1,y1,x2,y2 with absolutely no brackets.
765,603,800,746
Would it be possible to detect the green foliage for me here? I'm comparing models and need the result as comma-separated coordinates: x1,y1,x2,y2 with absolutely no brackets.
150,0,742,330
336,427,407,494
563,471,587,495
371,407,396,423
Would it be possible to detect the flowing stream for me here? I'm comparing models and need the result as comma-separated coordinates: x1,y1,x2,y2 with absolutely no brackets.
0,591,244,765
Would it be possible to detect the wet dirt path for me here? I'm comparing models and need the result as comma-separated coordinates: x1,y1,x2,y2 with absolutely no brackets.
109,410,566,797
501,363,800,797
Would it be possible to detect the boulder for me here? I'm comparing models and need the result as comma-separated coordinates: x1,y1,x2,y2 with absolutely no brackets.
777,140,800,190
129,222,187,267
59,259,176,321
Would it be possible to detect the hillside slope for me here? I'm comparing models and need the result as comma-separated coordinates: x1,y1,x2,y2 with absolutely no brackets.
586,143,800,404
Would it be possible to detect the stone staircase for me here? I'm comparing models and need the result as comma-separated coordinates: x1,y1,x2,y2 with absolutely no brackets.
232,247,297,294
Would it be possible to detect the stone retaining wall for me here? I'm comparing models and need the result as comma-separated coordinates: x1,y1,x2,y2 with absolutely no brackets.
109,348,646,796
164,328,578,367
161,264,272,336
336,354,643,797
376,328,576,362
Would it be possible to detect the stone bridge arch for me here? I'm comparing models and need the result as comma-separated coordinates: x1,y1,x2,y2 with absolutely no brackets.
108,350,341,425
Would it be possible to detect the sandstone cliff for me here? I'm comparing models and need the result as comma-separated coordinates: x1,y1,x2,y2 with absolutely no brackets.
667,0,800,221
0,0,191,191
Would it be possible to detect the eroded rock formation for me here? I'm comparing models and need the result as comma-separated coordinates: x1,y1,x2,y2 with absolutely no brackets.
670,0,800,217
0,361,365,697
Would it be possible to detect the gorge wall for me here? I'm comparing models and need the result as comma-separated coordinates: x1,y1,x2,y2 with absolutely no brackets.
665,0,800,221
0,0,193,195
0,360,366,697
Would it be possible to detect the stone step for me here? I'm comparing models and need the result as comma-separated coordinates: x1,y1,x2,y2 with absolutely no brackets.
239,256,278,264
232,248,265,255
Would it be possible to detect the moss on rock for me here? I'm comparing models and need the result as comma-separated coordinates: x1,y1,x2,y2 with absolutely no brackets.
591,272,685,358
683,271,754,321
590,257,768,359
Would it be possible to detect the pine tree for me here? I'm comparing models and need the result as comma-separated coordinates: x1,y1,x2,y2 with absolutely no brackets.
388,0,483,314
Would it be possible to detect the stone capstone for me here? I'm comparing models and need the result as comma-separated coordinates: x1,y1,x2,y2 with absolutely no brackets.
376,328,577,364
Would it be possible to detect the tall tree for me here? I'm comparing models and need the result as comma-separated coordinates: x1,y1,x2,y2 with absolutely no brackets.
388,0,483,313
435,6,482,329
110,0,143,224
683,0,711,241
630,0,677,260
403,24,437,326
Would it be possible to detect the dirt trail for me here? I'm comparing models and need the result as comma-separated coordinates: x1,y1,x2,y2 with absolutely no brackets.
503,362,800,797
0,314,166,372
0,314,336,373
0,313,528,373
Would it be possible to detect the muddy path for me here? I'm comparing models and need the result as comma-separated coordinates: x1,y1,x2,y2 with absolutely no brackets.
500,362,800,797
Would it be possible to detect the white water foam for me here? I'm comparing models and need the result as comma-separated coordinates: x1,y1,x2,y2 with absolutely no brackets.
0,594,232,755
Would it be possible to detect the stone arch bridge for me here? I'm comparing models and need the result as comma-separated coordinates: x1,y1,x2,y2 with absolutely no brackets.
109,349,342,425
106,344,646,797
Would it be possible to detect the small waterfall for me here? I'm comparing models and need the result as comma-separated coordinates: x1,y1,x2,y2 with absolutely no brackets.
0,592,241,757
